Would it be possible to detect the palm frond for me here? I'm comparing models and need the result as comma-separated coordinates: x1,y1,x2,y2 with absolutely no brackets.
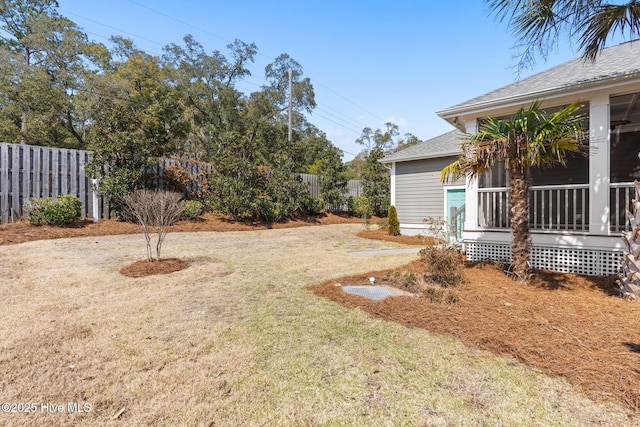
486,0,620,68
458,100,585,172
579,2,640,61
441,159,463,183
527,102,586,167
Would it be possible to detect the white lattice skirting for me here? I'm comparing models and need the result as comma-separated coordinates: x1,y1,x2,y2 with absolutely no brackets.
465,243,622,276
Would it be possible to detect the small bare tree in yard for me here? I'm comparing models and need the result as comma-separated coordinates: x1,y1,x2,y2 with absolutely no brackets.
618,180,640,300
122,190,183,262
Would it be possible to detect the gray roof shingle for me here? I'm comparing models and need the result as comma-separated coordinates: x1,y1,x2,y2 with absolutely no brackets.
438,41,640,117
380,129,463,163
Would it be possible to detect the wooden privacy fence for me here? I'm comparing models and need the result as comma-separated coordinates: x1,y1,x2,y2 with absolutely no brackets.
298,173,362,199
0,142,363,224
0,142,218,223
148,158,216,198
0,142,93,223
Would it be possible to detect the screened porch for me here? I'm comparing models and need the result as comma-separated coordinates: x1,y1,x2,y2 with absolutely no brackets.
476,91,640,234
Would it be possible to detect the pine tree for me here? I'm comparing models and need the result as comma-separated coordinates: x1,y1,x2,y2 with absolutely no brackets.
387,205,400,236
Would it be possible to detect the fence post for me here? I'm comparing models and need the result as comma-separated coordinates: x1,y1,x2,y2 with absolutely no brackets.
91,178,99,223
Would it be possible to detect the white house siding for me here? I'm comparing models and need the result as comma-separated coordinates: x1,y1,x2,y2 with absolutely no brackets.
394,156,462,235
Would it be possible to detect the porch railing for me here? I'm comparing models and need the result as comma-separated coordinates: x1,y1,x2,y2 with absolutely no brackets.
449,204,465,241
478,184,589,231
610,182,636,232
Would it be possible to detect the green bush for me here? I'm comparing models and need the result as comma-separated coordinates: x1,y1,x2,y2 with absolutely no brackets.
387,205,400,236
253,197,293,224
24,195,82,226
306,197,325,215
179,200,203,220
352,196,372,229
300,197,325,215
98,167,145,219
346,196,357,216
419,245,464,286
207,173,253,222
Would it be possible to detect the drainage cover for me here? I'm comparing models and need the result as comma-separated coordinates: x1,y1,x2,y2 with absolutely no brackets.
342,285,409,301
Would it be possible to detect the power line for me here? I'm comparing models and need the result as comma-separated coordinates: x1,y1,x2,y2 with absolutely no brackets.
61,9,165,50
57,1,393,155
126,0,384,128
128,0,233,45
340,149,360,157
310,77,386,123
312,112,362,135
314,105,367,131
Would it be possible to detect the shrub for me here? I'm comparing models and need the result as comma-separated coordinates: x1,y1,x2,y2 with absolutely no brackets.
387,270,459,303
300,197,325,215
346,196,357,216
352,196,372,229
376,217,388,230
207,173,253,222
419,245,464,286
179,200,203,220
122,190,183,261
253,198,287,224
24,195,82,226
387,205,400,236
98,167,145,219
423,216,448,243
163,164,190,193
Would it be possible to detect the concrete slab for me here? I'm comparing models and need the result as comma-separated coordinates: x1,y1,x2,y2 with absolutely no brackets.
342,285,412,301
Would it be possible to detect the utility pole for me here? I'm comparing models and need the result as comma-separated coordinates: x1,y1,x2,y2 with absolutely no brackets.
288,68,293,142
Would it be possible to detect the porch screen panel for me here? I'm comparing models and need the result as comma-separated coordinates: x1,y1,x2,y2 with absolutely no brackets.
609,92,640,231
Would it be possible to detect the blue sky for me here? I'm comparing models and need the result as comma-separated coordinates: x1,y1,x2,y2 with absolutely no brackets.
56,0,581,160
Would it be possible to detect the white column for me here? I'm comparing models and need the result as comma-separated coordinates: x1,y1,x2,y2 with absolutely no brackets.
389,162,396,207
91,178,100,223
589,95,610,235
463,120,478,232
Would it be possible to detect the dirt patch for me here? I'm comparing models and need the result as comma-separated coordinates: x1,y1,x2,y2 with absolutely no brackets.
0,212,365,246
119,258,190,277
312,260,640,412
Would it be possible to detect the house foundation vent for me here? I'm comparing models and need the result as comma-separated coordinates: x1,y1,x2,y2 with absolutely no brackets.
465,243,622,276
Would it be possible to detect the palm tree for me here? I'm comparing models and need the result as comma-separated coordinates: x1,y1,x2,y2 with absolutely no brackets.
488,0,640,69
442,102,586,282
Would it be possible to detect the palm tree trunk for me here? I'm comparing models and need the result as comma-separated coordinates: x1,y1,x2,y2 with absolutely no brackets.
508,162,531,282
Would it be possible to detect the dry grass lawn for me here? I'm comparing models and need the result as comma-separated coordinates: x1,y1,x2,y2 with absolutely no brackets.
0,224,636,425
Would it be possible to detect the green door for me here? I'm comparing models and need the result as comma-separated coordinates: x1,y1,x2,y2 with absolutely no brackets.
446,189,466,240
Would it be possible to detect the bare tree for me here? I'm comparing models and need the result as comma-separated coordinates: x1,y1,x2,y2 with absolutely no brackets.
122,190,183,262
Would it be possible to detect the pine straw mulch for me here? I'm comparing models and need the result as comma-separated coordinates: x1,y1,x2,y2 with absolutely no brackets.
119,258,190,277
311,260,640,413
0,212,365,246
356,228,430,246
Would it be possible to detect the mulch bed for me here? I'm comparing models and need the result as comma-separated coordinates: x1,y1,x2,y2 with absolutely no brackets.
312,260,640,412
356,228,432,246
119,258,190,277
0,212,365,246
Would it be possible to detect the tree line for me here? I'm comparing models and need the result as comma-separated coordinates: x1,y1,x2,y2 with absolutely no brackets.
0,0,420,221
